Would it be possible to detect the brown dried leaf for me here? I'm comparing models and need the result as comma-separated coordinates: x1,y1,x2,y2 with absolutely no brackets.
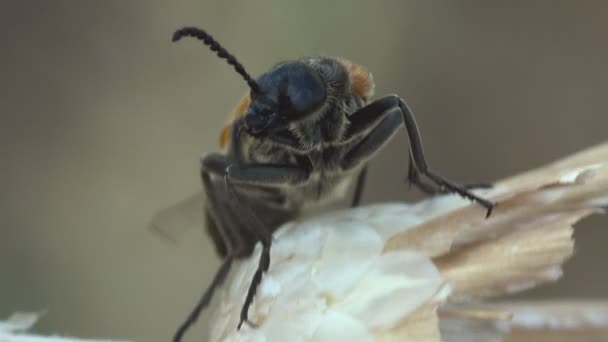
438,300,608,341
385,142,608,255
384,142,608,299
497,143,608,196
494,300,608,342
438,306,512,342
375,284,451,342
435,209,593,299
377,304,441,342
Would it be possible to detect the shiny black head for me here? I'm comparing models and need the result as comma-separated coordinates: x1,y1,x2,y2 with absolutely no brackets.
172,27,327,137
244,62,326,136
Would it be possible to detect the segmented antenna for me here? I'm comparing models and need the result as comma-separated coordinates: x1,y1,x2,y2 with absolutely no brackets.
172,27,260,94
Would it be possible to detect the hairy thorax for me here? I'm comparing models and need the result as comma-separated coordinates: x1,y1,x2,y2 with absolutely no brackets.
231,93,369,210
238,132,360,210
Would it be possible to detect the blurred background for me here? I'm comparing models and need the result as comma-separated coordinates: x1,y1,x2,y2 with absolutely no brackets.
1,1,607,341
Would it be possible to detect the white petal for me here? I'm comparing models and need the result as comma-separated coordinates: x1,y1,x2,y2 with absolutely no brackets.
334,251,444,330
0,312,39,333
261,299,327,342
310,310,373,342
310,222,383,296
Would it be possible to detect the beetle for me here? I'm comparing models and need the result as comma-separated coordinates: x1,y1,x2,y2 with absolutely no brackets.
170,26,495,342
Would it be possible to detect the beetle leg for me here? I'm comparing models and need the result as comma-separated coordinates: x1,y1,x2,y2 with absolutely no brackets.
223,164,309,329
173,257,232,342
225,164,309,187
344,96,438,193
351,165,368,207
406,153,493,194
173,154,241,342
342,106,403,170
407,152,441,193
396,96,495,216
343,95,495,217
343,99,401,142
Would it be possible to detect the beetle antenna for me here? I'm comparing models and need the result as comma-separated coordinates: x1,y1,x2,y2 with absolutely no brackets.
172,27,260,94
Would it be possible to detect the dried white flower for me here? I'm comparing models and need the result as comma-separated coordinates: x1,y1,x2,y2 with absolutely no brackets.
204,142,608,342
0,312,127,342
208,203,456,342
6,143,607,341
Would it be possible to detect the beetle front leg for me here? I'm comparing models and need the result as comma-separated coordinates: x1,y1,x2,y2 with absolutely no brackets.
174,154,240,342
395,96,495,216
351,166,368,207
407,153,493,194
407,153,441,194
173,257,232,342
342,106,403,171
343,95,495,217
223,164,309,329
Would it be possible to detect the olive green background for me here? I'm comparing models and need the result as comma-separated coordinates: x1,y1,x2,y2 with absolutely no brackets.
1,1,607,341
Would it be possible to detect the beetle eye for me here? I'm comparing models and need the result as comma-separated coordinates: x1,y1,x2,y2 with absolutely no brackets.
286,76,325,115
